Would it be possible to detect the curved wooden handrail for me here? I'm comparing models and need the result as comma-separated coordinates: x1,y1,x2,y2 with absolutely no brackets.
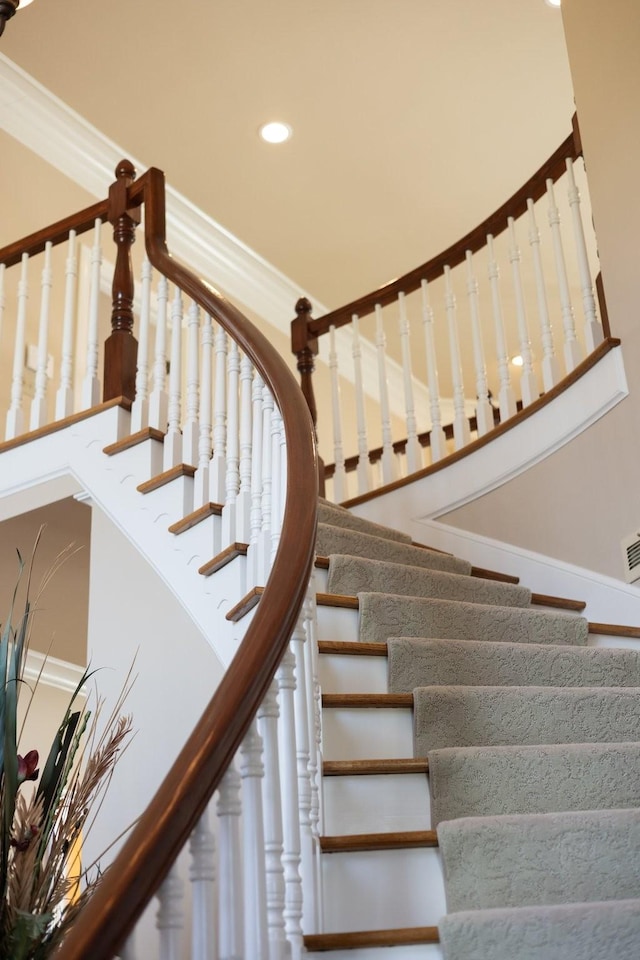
57,167,319,958
308,126,581,338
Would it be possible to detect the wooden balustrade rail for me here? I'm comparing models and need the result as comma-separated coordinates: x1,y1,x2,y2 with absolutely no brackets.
14,164,318,958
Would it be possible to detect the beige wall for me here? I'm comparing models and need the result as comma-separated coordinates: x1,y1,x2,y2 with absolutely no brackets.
441,0,640,580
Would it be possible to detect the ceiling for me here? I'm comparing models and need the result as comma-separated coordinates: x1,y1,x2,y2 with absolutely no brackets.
0,0,575,312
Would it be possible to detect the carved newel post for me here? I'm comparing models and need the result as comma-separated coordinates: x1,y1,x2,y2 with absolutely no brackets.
104,160,141,402
291,297,325,496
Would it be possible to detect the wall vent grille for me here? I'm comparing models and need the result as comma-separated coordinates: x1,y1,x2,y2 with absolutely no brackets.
621,532,640,584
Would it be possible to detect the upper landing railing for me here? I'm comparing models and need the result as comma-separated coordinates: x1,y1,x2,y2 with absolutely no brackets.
0,162,319,957
292,115,613,503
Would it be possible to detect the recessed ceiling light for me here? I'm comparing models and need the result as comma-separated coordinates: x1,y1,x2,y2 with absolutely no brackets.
545,0,561,7
19,0,36,7
259,122,292,144
511,355,524,367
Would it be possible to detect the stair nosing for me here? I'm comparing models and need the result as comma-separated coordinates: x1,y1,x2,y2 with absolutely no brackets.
168,501,223,534
321,693,413,708
303,926,441,950
320,829,438,852
323,758,429,776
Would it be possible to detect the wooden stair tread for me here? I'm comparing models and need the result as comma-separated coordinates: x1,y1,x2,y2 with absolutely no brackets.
531,592,586,611
168,502,223,534
103,426,165,456
318,640,388,657
589,621,640,639
137,463,196,493
320,830,438,852
323,758,429,776
317,592,359,609
226,586,264,622
0,398,131,456
304,926,440,950
199,542,248,577
471,565,519,584
322,693,413,708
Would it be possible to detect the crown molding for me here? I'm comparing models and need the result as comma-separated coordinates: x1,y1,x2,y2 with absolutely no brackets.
24,648,86,695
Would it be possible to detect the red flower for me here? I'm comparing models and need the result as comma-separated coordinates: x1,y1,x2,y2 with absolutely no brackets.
17,750,39,785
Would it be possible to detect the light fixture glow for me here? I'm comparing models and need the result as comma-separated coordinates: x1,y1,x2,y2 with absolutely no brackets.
18,0,36,7
511,355,524,367
545,0,561,7
259,122,292,144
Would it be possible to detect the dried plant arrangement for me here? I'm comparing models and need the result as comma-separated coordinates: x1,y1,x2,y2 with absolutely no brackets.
0,531,134,959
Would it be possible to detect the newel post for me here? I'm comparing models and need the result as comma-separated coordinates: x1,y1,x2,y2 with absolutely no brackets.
104,159,141,402
291,297,325,497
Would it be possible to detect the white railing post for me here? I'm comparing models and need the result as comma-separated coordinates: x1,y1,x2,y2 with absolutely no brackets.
398,292,422,474
351,315,373,495
209,325,228,504
217,765,243,960
130,258,152,433
546,177,583,373
269,406,283,564
194,313,213,508
240,723,269,960
443,266,471,448
248,372,264,587
374,303,398,485
55,230,78,420
82,219,102,410
277,648,304,960
420,279,447,462
303,587,322,929
464,251,493,437
163,285,184,471
527,198,561,392
156,864,184,960
328,324,347,502
222,341,241,546
257,683,287,960
0,264,5,349
29,240,53,430
259,385,274,582
189,809,217,960
237,354,253,544
565,158,603,351
486,235,517,422
182,300,200,467
148,275,169,432
507,217,539,406
5,252,29,440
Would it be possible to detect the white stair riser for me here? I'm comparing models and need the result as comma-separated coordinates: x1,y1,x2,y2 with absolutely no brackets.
323,773,431,835
106,438,164,485
306,946,444,960
322,847,446,932
318,605,359,643
319,654,387,694
169,516,222,569
590,635,640,651
322,707,413,760
138,475,194,524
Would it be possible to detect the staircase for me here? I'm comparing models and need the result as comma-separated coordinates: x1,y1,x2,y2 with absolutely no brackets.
300,498,640,959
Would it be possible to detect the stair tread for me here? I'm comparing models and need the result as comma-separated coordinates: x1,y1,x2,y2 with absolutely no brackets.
304,926,440,950
322,693,413,708
320,830,438,852
137,463,196,493
323,758,429,776
199,542,248,577
168,501,223,534
318,589,585,613
319,640,388,657
103,426,165,456
589,621,640,639
471,565,520,584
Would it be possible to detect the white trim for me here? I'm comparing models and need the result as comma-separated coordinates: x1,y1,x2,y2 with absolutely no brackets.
24,649,86,694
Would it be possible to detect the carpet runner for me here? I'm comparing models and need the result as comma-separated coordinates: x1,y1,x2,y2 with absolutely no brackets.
318,506,640,958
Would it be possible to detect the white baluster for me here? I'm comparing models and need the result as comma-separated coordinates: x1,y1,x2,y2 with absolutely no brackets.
486,236,517,422
240,723,269,960
443,266,471,448
217,765,243,960
222,341,240,546
527,198,560,392
328,324,347,501
236,354,253,544
5,253,29,440
148,274,170,431
507,217,539,406
194,313,213,508
182,300,200,467
259,385,274,582
248,372,264,587
190,808,217,960
290,616,316,934
374,303,398,484
0,264,5,348
29,240,53,430
130,258,152,433
269,406,283,564
257,683,287,960
565,158,603,351
420,280,447,461
464,251,493,436
209,325,228,504
350,315,372,495
55,230,78,420
303,588,322,929
397,292,422,474
156,864,184,960
276,649,304,960
164,286,184,470
546,177,583,373
82,219,102,409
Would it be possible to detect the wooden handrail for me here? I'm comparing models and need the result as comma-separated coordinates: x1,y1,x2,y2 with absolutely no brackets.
307,125,581,337
56,167,319,958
